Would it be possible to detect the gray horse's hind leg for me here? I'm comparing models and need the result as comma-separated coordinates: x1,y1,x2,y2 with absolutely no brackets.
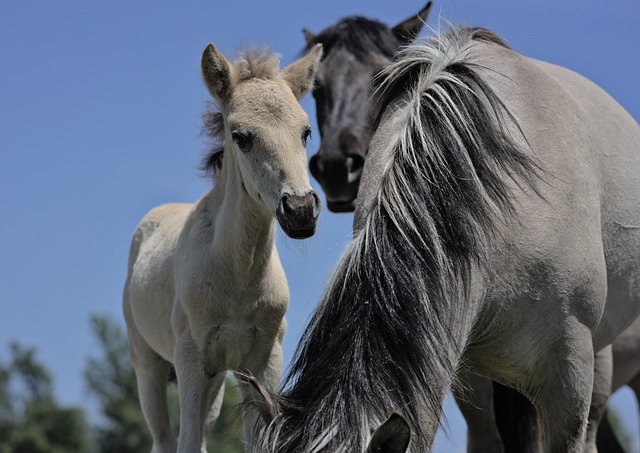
453,372,503,453
585,345,614,453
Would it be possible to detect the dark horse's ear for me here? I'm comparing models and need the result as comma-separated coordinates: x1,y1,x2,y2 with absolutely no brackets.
302,28,316,46
391,1,432,44
366,413,411,453
241,375,279,424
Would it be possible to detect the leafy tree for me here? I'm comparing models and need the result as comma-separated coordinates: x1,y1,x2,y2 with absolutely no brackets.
0,342,90,453
86,314,244,453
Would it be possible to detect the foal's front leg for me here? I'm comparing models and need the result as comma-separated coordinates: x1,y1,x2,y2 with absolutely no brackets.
174,332,223,453
235,333,285,453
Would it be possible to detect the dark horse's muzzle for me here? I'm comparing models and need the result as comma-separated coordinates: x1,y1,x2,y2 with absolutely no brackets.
309,153,364,213
276,191,321,239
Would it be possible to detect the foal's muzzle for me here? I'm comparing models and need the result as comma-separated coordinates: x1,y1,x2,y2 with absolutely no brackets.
276,191,321,239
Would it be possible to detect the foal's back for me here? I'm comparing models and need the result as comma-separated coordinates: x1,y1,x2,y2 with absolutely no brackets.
123,202,192,361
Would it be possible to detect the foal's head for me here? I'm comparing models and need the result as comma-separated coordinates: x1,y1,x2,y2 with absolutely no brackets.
201,44,323,239
304,2,431,212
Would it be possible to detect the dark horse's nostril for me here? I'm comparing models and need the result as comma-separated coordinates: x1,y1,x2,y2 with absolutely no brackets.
348,154,365,173
309,154,321,179
347,154,365,183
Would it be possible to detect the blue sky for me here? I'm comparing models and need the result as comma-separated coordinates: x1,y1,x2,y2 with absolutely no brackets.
1,1,638,451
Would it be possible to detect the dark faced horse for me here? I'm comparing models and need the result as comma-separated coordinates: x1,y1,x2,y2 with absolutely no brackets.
304,2,432,212
248,25,640,452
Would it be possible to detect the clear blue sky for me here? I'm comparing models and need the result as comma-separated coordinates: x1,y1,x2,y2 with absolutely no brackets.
1,1,638,451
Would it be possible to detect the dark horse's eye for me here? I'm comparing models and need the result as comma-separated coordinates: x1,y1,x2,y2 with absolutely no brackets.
232,131,253,151
302,127,312,146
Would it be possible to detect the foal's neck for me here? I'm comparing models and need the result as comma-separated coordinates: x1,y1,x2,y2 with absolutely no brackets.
207,153,276,280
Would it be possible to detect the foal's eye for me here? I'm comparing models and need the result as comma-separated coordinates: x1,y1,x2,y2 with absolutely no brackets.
231,131,253,151
302,127,312,146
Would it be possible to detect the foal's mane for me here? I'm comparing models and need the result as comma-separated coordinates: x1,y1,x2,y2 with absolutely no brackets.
259,26,540,452
201,48,282,179
304,16,401,60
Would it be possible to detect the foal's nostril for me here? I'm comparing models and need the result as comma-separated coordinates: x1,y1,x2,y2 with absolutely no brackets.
280,190,321,219
311,190,320,206
310,190,321,214
280,194,292,215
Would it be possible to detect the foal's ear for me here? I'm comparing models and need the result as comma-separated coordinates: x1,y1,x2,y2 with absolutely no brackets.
201,43,238,104
391,1,432,44
281,44,323,100
366,413,411,453
244,375,279,424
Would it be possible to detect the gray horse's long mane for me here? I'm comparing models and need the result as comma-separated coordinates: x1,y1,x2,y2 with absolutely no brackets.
201,48,281,179
257,26,540,452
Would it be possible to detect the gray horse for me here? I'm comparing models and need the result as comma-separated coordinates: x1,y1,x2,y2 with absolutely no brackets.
249,25,640,452
304,6,640,452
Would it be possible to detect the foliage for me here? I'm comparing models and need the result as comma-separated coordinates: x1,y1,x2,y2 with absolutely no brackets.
206,379,244,453
85,315,151,453
0,342,90,453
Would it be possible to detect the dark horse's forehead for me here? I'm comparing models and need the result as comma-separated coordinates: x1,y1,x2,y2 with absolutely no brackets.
305,17,400,61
